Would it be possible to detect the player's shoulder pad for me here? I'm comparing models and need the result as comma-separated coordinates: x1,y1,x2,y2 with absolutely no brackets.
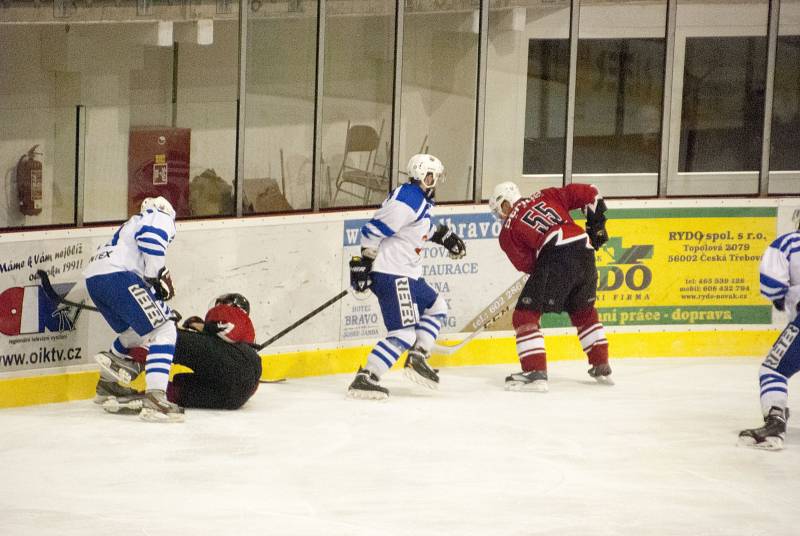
142,209,177,238
771,231,800,251
394,183,427,213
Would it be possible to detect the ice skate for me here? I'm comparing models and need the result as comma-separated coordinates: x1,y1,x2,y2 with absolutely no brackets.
738,406,788,450
347,367,389,400
139,389,185,423
588,363,614,385
403,347,439,390
94,377,140,404
505,370,548,392
102,393,145,415
94,351,142,387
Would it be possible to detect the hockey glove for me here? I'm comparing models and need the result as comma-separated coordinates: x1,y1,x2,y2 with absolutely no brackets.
349,255,373,293
586,224,609,250
146,267,175,301
430,224,467,259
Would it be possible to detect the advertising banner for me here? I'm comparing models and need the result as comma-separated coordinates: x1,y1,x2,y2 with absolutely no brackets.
343,206,777,338
0,240,96,373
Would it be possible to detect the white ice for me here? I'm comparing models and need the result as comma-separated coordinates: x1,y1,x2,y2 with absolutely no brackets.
2,357,799,536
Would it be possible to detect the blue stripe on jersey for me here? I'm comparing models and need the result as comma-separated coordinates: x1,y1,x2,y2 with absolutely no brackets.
760,373,786,386
138,236,166,248
778,235,800,252
761,385,788,395
761,287,786,299
138,246,166,257
150,345,175,354
368,218,395,237
760,273,787,290
395,183,426,213
135,225,170,242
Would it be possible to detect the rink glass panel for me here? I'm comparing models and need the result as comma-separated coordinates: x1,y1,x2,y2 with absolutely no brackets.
244,3,318,213
768,0,800,195
399,2,478,203
320,1,395,209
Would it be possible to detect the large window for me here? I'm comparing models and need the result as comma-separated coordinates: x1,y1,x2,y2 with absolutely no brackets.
0,24,77,229
668,0,769,195
522,39,570,177
769,0,800,194
486,2,570,197
245,5,318,213
574,1,666,197
401,2,478,202
320,1,395,208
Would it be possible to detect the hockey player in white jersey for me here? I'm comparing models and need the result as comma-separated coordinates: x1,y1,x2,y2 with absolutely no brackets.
347,154,467,399
739,214,800,449
83,196,184,422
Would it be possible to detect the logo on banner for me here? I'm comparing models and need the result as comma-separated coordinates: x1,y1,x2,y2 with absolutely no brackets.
597,237,654,292
0,283,81,336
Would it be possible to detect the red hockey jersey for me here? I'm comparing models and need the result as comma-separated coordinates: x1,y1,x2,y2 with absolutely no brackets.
498,184,601,274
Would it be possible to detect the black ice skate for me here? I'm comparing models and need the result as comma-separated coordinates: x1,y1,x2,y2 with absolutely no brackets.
94,377,140,404
347,367,389,400
588,363,614,385
403,347,439,390
505,370,548,392
94,351,142,387
739,406,789,451
139,389,185,423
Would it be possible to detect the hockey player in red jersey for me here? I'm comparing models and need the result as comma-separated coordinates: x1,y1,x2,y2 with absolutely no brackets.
489,181,612,392
96,293,262,412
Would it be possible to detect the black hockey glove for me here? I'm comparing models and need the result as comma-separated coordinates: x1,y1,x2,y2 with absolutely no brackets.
773,298,785,312
349,255,373,293
145,267,175,301
585,198,609,251
586,224,609,250
430,224,466,259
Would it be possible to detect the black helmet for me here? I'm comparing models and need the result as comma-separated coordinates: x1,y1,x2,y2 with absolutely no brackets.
215,293,250,315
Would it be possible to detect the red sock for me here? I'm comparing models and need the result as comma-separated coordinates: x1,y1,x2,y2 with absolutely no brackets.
513,309,546,372
569,307,608,366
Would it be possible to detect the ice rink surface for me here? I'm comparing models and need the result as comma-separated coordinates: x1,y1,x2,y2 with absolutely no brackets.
2,357,799,536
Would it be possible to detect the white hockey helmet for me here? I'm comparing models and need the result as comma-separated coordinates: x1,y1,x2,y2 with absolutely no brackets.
407,154,445,191
489,181,522,220
141,196,176,220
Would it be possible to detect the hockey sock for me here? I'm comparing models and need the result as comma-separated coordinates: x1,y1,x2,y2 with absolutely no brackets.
414,314,446,353
569,307,608,366
365,336,412,378
513,309,546,372
759,365,788,416
145,344,175,392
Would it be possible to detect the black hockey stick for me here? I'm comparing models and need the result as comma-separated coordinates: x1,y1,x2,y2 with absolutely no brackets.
36,269,99,312
256,289,349,350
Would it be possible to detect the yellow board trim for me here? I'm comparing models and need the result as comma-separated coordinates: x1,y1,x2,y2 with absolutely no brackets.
0,330,780,408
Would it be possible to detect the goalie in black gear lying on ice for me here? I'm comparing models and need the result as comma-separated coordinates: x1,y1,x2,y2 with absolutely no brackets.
95,293,262,413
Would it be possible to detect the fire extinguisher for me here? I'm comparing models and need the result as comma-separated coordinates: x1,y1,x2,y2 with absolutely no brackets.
16,145,43,216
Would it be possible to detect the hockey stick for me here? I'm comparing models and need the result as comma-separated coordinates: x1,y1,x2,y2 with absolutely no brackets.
255,289,349,350
431,303,511,355
36,269,99,312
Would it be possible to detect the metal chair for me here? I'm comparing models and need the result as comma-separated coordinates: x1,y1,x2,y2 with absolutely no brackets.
332,120,387,205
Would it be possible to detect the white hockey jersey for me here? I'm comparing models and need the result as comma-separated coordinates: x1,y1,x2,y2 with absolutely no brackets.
759,230,800,322
84,209,176,281
360,183,435,279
